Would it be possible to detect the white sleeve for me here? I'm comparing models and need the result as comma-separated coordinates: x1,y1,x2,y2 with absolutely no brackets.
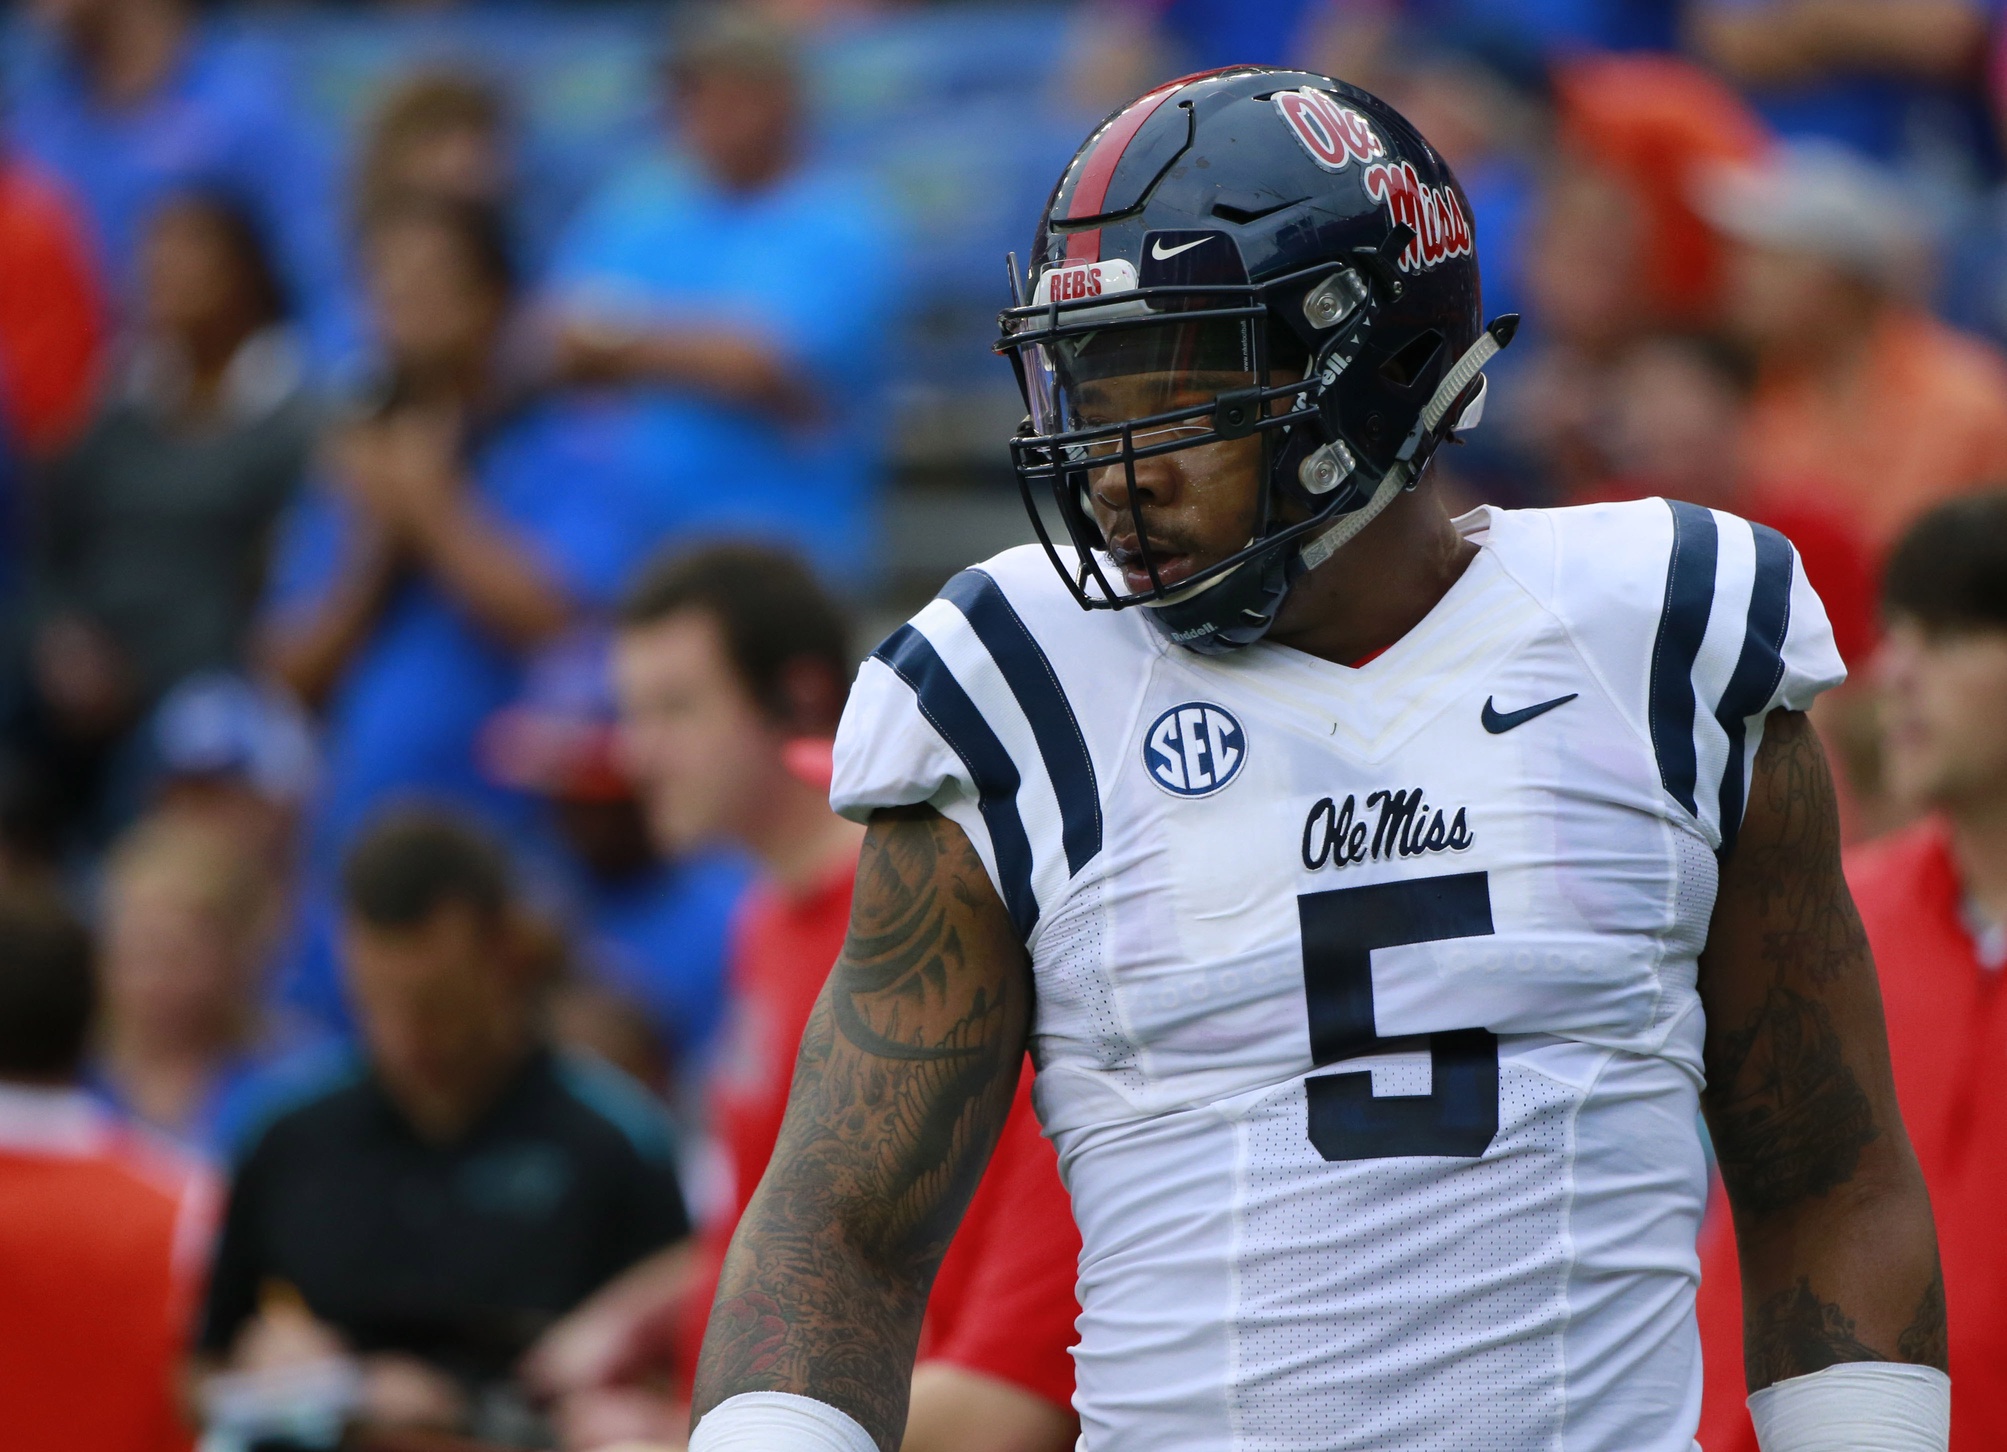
1645,502,1847,854
830,570,1105,943
690,1391,879,1452
1748,1362,1949,1451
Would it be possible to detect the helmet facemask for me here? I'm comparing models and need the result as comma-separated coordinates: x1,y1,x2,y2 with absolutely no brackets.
1001,249,1387,639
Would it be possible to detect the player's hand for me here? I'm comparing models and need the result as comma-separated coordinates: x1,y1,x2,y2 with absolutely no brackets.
521,1242,694,1398
229,1291,349,1371
356,1352,469,1432
332,407,464,542
549,319,647,387
32,614,134,738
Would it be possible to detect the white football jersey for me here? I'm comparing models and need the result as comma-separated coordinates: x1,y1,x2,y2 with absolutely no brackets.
831,500,1844,1452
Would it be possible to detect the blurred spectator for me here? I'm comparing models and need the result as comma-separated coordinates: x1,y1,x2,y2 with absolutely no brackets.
1697,492,2007,1450
259,196,646,1030
0,886,212,1452
0,144,103,464
88,811,285,1160
8,0,356,371
1551,55,1769,327
1700,141,2007,556
520,544,1080,1452
349,68,559,273
144,670,318,868
6,189,312,861
355,71,510,230
1473,56,1768,503
1483,160,1653,501
545,7,897,586
481,629,750,1087
1688,0,1997,185
196,809,689,1447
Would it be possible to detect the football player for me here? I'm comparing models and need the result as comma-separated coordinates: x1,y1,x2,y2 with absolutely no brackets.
684,68,1947,1452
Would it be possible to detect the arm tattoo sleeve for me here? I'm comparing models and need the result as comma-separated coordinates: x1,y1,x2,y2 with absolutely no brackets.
1699,710,1946,1387
691,805,1033,1450
1704,984,1877,1216
1744,1277,1890,1388
1702,710,1883,1211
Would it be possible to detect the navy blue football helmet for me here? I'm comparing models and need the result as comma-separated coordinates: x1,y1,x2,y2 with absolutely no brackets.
996,66,1516,653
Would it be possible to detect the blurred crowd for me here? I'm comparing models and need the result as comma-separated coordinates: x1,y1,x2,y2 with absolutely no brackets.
6,0,2007,1448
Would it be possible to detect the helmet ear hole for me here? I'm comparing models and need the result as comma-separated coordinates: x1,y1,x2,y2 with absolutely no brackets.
1379,329,1444,388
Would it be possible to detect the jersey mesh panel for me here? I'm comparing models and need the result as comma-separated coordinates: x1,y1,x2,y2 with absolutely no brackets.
1660,828,1719,1029
1232,1066,1574,1450
1031,878,1144,1089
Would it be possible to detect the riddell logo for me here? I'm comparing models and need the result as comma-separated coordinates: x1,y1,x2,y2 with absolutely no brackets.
1363,161,1473,273
1273,88,1384,172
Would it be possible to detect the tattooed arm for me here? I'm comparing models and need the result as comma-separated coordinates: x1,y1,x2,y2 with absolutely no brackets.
691,804,1033,1450
1698,710,1945,1392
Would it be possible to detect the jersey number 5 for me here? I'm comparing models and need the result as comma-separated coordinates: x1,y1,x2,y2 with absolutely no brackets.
1297,871,1498,1161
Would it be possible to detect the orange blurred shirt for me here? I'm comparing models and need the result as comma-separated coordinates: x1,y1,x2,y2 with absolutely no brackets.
1698,820,2007,1450
0,1085,214,1452
1743,310,2007,557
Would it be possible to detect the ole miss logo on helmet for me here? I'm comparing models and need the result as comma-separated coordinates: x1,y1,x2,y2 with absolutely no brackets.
1273,87,1385,172
1364,161,1473,273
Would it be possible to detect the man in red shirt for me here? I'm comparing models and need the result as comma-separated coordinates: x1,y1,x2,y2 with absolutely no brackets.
1698,492,2007,1448
529,543,1079,1452
0,887,212,1452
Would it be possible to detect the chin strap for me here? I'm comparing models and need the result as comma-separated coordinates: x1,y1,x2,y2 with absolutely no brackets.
1297,315,1517,575
1297,467,1407,572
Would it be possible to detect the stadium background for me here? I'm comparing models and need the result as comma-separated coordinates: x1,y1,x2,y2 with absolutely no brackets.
3,0,2007,1447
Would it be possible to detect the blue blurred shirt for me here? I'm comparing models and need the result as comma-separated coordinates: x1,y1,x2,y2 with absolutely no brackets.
574,853,753,1069
548,153,897,587
1698,0,2004,181
4,18,358,372
264,401,652,1027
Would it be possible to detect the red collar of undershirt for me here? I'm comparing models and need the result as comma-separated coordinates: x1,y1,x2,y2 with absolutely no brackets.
1347,642,1392,670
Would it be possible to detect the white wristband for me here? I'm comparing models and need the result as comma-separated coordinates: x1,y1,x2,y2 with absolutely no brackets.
1749,1362,1950,1451
689,1391,880,1452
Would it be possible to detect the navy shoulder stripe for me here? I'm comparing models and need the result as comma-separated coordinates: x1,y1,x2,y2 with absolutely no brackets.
1648,500,1719,816
1712,523,1795,857
872,624,1040,938
940,569,1102,875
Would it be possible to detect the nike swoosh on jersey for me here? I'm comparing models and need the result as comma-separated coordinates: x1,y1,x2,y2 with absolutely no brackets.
1480,693,1578,734
1150,236,1211,260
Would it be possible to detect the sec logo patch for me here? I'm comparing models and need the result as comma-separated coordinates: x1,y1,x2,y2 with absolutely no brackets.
1144,702,1246,798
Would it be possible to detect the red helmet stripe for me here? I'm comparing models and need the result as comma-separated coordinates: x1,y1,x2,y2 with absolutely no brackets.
1059,68,1245,262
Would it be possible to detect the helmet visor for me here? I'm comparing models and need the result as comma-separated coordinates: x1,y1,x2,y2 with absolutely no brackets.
1020,312,1259,449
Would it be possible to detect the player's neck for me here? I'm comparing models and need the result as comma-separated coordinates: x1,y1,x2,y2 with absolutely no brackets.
1947,786,2007,929
1265,485,1477,667
745,775,865,895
